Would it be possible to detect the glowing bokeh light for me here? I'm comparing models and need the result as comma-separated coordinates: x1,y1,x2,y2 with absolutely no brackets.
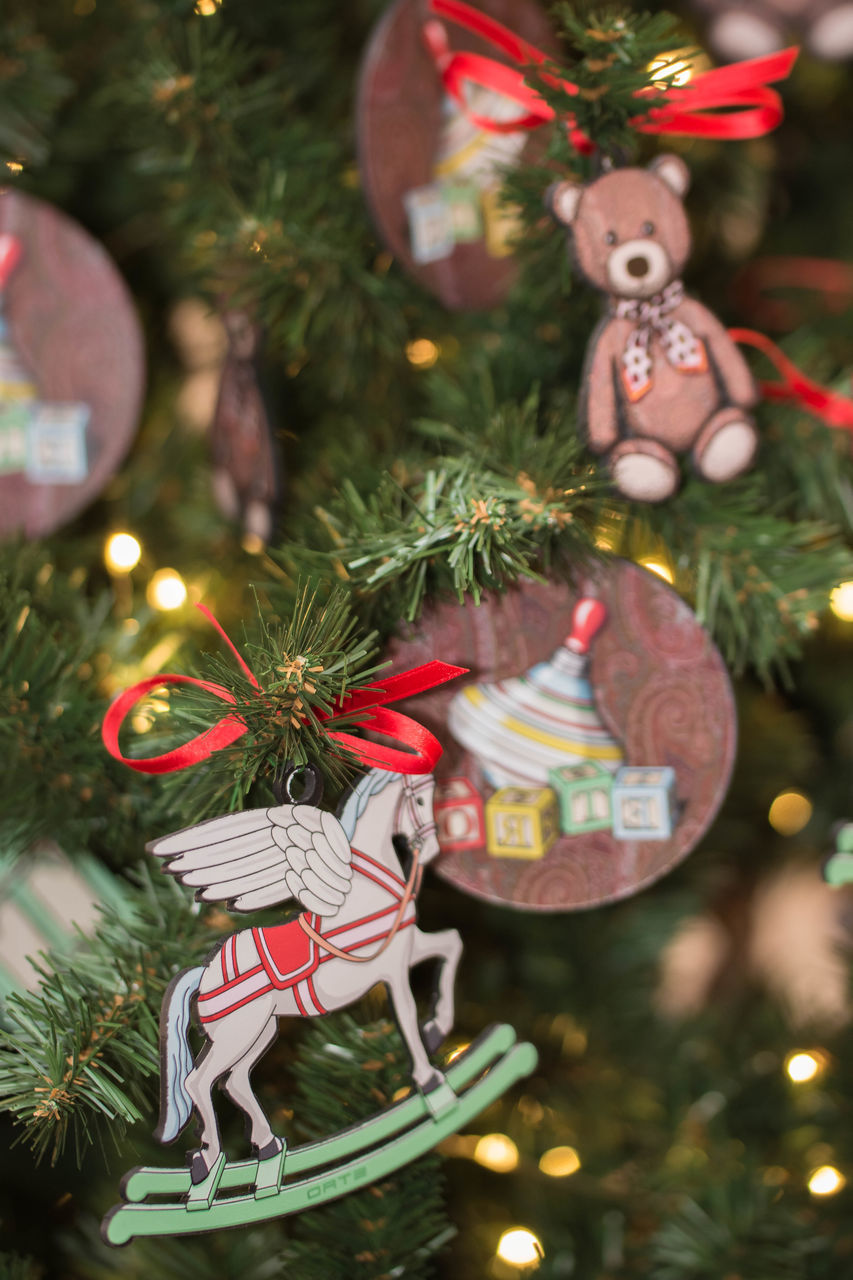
768,790,813,836
785,1052,821,1084
496,1228,544,1269
104,532,141,574
808,1165,846,1196
147,569,188,612
473,1133,519,1173
648,50,703,87
830,582,853,621
405,338,439,369
538,1146,581,1178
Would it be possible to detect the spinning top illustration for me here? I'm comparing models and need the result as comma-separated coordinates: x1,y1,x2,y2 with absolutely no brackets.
447,596,625,788
0,236,36,405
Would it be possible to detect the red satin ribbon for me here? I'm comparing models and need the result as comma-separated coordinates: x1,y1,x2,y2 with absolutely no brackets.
426,0,797,148
731,328,853,433
735,256,853,330
102,604,467,776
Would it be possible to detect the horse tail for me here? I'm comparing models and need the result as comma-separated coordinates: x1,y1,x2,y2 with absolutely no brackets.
155,965,204,1144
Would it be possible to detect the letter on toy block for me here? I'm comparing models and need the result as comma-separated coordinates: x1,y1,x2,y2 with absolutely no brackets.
612,767,678,840
485,787,559,859
548,762,614,835
435,777,486,852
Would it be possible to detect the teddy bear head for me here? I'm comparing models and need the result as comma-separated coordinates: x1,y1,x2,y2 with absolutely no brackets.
547,155,692,301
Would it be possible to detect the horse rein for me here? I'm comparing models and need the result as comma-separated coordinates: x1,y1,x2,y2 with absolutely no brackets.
296,777,434,965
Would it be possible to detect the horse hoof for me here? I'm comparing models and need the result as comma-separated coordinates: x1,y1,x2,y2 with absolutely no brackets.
189,1149,214,1185
253,1136,283,1161
420,1019,446,1056
419,1068,446,1094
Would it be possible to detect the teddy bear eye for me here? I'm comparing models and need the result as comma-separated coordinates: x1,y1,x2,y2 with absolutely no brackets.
642,221,655,235
604,230,617,245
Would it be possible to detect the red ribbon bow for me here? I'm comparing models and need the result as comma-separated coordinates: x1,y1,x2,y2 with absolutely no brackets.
425,0,798,149
102,604,466,776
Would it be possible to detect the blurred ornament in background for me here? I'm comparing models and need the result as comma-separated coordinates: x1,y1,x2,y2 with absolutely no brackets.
0,192,144,537
690,0,853,62
168,298,228,432
357,0,558,309
657,864,852,1027
823,820,853,885
209,311,281,546
0,842,125,997
169,300,282,545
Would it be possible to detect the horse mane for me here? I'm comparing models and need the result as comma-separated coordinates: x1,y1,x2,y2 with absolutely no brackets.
339,769,403,843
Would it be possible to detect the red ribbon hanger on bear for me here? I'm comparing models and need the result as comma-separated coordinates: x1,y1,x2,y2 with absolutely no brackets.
423,1,853,435
423,0,799,151
102,604,467,776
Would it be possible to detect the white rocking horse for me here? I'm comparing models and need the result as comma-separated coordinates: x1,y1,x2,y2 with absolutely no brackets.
151,768,463,1185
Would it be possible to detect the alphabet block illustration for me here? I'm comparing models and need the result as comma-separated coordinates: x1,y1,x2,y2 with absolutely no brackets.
548,761,614,835
435,776,486,852
612,767,678,841
485,786,559,859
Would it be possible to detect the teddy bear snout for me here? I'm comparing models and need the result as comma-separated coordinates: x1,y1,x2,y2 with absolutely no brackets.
606,238,671,298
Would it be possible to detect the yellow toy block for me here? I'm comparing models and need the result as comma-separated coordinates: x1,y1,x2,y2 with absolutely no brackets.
485,787,559,860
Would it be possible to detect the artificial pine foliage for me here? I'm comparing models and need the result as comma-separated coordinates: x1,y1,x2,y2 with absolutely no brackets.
1,0,853,1274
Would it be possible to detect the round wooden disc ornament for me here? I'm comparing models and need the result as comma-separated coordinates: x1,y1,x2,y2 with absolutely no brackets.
356,0,558,310
0,189,144,537
385,560,737,911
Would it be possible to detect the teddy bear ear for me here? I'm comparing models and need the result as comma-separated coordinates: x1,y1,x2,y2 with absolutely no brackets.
546,179,584,227
648,154,691,198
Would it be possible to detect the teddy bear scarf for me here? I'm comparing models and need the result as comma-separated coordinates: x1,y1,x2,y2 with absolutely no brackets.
615,282,708,403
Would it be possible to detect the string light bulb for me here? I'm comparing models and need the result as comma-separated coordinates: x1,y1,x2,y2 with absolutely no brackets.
496,1228,544,1270
808,1165,846,1196
638,557,674,584
473,1133,519,1173
405,338,439,368
104,532,141,574
647,49,709,87
147,569,187,611
785,1051,823,1084
539,1146,581,1177
768,790,813,836
830,582,853,621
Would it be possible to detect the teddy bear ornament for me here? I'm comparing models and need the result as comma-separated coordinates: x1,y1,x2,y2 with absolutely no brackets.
549,155,759,503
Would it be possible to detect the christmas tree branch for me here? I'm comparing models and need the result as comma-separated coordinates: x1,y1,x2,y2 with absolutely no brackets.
0,866,209,1166
0,546,148,863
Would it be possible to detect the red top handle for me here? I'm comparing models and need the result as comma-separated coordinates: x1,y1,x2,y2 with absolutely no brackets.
565,598,607,654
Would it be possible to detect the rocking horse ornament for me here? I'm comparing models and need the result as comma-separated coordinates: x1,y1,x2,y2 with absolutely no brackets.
100,612,537,1245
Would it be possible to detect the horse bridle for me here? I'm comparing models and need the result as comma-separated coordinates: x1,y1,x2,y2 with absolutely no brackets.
297,776,435,965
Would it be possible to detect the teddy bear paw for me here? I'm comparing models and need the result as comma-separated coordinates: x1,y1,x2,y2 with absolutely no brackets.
608,440,679,503
693,413,758,484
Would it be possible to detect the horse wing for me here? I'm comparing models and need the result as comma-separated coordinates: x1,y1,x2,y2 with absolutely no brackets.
146,804,353,916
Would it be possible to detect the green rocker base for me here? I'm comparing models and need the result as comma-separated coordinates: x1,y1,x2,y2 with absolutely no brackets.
102,1024,536,1245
